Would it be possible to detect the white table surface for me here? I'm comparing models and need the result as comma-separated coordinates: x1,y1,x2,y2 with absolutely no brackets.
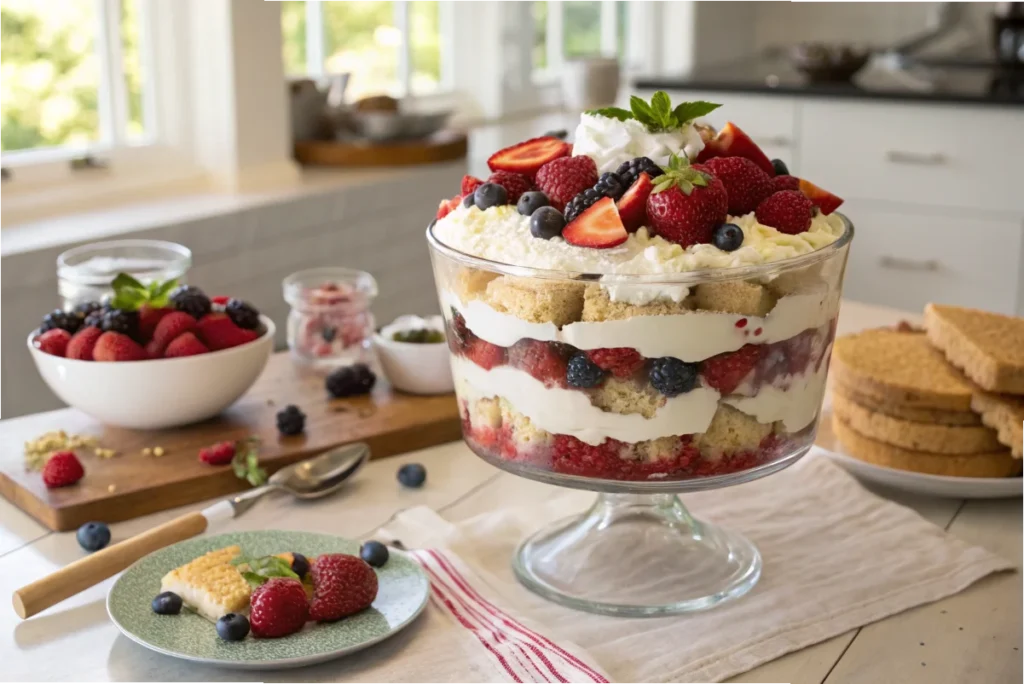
1,300,1020,683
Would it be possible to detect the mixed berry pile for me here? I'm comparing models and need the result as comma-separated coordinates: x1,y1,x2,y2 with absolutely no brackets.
290,281,374,361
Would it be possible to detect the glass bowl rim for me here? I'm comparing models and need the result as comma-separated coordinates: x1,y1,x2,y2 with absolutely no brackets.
56,239,192,278
282,267,379,307
426,213,853,285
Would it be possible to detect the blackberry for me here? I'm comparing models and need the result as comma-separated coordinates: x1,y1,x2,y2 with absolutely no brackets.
100,309,139,338
276,404,306,436
169,285,211,319
397,463,427,488
566,352,606,388
84,306,110,329
39,309,82,335
326,363,377,398
448,307,472,351
73,301,103,321
225,299,261,330
615,156,663,189
360,540,389,567
595,172,625,199
648,357,699,397
563,172,626,224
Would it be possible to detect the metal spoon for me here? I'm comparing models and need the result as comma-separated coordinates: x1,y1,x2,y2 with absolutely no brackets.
12,443,370,620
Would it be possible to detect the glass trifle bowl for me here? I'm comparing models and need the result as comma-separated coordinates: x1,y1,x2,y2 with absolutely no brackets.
426,93,852,616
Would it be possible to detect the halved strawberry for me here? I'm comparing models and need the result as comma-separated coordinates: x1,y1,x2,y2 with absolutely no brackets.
616,172,653,232
435,194,462,219
461,175,484,196
487,136,571,180
702,344,762,394
563,197,628,249
696,122,775,177
797,179,844,215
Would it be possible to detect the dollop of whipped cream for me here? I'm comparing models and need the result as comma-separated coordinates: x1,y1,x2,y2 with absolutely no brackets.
572,113,705,174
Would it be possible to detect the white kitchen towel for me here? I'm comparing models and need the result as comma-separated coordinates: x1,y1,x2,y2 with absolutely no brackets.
378,453,1015,683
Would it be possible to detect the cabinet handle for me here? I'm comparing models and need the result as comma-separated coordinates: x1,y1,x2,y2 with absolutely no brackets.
879,256,941,272
885,150,947,166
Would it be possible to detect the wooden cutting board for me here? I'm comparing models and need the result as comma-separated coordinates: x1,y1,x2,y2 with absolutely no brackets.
0,353,462,531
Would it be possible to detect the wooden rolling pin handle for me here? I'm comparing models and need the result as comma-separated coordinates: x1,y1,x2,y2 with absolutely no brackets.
12,511,209,620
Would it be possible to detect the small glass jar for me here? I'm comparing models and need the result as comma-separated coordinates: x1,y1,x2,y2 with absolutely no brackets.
283,267,378,367
57,240,192,309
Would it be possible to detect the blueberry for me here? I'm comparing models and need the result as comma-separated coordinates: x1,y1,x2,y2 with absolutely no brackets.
151,591,183,615
530,206,565,240
566,353,606,388
771,158,789,176
290,552,310,579
76,521,110,552
648,357,699,397
462,193,475,208
360,540,390,567
712,223,744,252
473,183,508,210
397,463,427,488
517,191,550,216
216,613,250,641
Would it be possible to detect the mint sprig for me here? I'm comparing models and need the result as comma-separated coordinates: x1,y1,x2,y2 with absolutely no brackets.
109,272,178,311
587,92,721,133
231,553,299,588
231,436,267,487
651,154,710,196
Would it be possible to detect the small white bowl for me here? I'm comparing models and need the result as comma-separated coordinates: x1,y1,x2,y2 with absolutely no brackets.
373,315,453,395
28,316,275,429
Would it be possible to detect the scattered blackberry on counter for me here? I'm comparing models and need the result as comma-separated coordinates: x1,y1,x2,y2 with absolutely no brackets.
530,206,566,240
462,193,475,208
216,613,250,641
326,363,377,398
397,463,427,488
39,309,82,335
563,172,627,224
360,540,390,567
649,357,699,397
566,352,606,388
169,285,212,319
712,223,744,252
771,158,789,176
76,521,111,552
615,156,662,189
517,190,550,216
100,308,139,338
290,552,310,579
473,182,508,210
225,299,261,330
276,404,306,436
151,591,183,615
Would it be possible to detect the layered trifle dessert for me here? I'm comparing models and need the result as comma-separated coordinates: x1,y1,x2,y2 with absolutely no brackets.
428,93,852,484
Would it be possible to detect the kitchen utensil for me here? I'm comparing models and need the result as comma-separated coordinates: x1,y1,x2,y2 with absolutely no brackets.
373,314,454,395
12,443,369,619
347,110,452,142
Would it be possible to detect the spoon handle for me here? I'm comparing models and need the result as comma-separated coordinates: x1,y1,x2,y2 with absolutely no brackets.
13,512,208,620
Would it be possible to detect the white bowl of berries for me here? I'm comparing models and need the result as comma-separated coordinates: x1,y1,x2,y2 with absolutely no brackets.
28,277,274,430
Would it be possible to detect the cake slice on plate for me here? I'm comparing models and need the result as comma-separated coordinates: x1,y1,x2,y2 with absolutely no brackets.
160,545,251,621
924,303,1024,394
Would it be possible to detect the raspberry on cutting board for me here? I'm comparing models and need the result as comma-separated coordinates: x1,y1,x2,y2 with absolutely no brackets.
42,451,85,488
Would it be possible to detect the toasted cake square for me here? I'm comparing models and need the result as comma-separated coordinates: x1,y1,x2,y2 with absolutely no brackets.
970,392,1024,458
484,276,584,326
692,280,777,316
160,545,251,621
924,303,1024,394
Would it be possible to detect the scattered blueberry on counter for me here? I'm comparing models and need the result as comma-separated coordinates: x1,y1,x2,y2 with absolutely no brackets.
151,591,183,615
360,540,390,567
530,206,566,240
473,183,507,210
397,463,427,488
216,613,251,641
649,357,699,397
566,352,606,388
276,404,306,436
76,521,111,552
712,223,744,252
326,363,377,398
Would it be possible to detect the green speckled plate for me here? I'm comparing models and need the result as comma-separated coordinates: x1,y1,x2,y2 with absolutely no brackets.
107,530,428,670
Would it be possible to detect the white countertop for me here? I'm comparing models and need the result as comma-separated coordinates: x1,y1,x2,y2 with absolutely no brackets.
1,300,1020,683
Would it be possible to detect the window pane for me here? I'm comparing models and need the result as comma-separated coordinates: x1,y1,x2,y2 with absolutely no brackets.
409,1,440,94
120,0,145,140
563,1,601,59
1,0,101,153
323,0,398,100
281,1,307,75
532,1,547,70
616,0,627,58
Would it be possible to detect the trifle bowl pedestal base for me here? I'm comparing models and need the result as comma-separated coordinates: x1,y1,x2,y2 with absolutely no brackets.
513,492,761,617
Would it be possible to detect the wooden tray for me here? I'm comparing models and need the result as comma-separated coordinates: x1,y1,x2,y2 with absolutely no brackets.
294,130,467,167
0,353,462,531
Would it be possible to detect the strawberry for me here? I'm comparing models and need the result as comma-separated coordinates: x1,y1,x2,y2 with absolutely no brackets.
486,170,532,204
198,440,235,465
465,337,506,370
195,312,259,351
771,174,800,193
701,156,773,215
755,190,816,235
797,178,844,215
66,326,103,361
587,348,645,378
138,305,172,342
149,311,197,356
461,175,484,196
696,122,775,176
508,339,570,387
164,331,210,358
535,155,597,211
645,155,727,248
93,332,147,362
616,171,653,232
42,451,84,488
35,329,71,357
309,554,378,621
210,295,231,306
249,578,309,638
487,136,571,180
435,194,462,220
563,196,628,248
702,344,762,394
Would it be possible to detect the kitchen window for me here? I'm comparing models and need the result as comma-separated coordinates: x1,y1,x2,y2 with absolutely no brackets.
532,1,628,79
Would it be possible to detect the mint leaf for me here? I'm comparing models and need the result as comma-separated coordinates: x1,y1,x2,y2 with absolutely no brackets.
671,101,721,126
650,91,672,128
152,278,178,300
629,95,657,128
586,106,632,121
111,289,146,310
112,273,145,292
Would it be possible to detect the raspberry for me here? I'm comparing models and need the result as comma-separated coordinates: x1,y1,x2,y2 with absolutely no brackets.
249,578,309,638
35,329,72,357
771,174,800,193
465,338,506,370
551,435,700,481
461,175,484,196
508,339,570,387
702,156,773,215
535,156,598,212
42,451,85,488
586,348,644,378
309,554,378,621
486,171,533,204
701,344,763,394
198,440,235,465
195,313,259,351
755,190,816,235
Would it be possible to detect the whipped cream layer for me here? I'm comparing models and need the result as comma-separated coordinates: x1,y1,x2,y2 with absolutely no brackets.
571,113,706,173
452,355,828,445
